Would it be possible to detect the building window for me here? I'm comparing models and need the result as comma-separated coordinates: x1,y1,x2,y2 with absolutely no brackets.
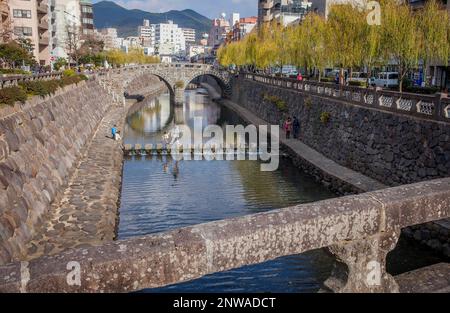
14,26,32,36
13,9,32,18
82,6,93,13
82,18,93,24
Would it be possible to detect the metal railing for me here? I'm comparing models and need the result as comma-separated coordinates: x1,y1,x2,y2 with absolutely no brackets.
244,73,450,122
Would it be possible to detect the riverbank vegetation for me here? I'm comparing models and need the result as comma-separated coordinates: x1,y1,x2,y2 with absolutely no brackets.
217,0,450,92
0,72,87,107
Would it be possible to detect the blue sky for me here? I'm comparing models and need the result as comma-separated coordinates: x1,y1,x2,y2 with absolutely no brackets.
94,0,258,19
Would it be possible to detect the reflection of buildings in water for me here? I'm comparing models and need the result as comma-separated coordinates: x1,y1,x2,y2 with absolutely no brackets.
174,106,185,125
125,90,222,145
184,90,221,129
125,94,171,140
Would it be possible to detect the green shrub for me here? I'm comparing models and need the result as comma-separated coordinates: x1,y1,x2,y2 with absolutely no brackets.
320,111,330,124
304,96,312,109
319,77,335,83
2,74,86,105
19,80,59,97
0,86,28,106
348,80,367,87
175,80,185,89
404,86,440,95
263,93,287,112
63,69,76,77
60,75,83,87
0,68,31,75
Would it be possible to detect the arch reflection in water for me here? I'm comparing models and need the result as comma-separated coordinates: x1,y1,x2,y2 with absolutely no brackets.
125,90,225,146
119,90,337,293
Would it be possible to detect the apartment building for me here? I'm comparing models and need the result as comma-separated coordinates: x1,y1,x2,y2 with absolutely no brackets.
182,27,195,44
80,0,94,36
208,14,230,47
9,0,50,65
98,27,119,50
50,0,81,60
138,19,155,47
154,20,186,56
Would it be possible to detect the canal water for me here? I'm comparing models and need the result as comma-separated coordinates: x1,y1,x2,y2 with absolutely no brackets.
119,89,447,293
120,90,337,292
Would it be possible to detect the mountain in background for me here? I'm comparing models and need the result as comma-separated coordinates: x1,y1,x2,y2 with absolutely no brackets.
93,1,211,41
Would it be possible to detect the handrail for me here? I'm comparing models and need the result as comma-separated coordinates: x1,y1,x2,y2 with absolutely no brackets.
243,72,450,122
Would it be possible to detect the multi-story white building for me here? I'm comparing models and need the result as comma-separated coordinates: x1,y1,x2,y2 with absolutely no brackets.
50,0,82,60
138,19,155,47
153,20,186,56
9,0,50,65
182,27,195,44
98,27,119,50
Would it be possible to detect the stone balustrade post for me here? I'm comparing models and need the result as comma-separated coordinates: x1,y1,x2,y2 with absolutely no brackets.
434,92,444,119
323,230,400,293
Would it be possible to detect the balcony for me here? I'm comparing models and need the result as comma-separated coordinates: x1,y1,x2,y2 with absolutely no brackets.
37,3,48,15
38,19,49,30
39,36,49,46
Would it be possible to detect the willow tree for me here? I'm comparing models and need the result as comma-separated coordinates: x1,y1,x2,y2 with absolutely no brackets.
255,23,279,71
328,4,367,84
243,32,258,69
381,0,421,92
418,0,450,86
299,13,331,81
285,23,304,73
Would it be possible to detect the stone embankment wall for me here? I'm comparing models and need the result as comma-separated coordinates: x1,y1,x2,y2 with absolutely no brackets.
0,81,116,265
231,76,450,186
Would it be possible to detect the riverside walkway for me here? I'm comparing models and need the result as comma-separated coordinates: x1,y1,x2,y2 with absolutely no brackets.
24,100,128,260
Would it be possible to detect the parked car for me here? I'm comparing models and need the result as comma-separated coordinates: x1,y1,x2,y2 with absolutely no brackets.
370,72,399,88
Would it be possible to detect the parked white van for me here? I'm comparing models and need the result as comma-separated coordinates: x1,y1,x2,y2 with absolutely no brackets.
370,72,399,88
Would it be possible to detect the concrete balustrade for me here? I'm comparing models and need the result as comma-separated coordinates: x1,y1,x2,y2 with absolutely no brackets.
0,177,448,293
244,73,450,123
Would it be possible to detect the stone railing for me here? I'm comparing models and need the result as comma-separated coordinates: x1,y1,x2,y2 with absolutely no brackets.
0,72,62,89
0,177,449,293
99,63,213,76
244,73,450,122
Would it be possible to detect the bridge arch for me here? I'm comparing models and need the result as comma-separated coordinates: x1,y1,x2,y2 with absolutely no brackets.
122,64,231,105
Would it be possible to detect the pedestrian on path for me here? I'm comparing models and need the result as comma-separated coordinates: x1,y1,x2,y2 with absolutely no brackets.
284,117,293,139
111,125,117,140
293,116,300,139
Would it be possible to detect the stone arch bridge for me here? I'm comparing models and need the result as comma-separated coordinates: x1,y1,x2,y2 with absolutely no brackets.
100,63,231,105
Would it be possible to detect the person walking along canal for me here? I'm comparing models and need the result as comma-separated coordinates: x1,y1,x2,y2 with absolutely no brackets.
284,117,293,139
